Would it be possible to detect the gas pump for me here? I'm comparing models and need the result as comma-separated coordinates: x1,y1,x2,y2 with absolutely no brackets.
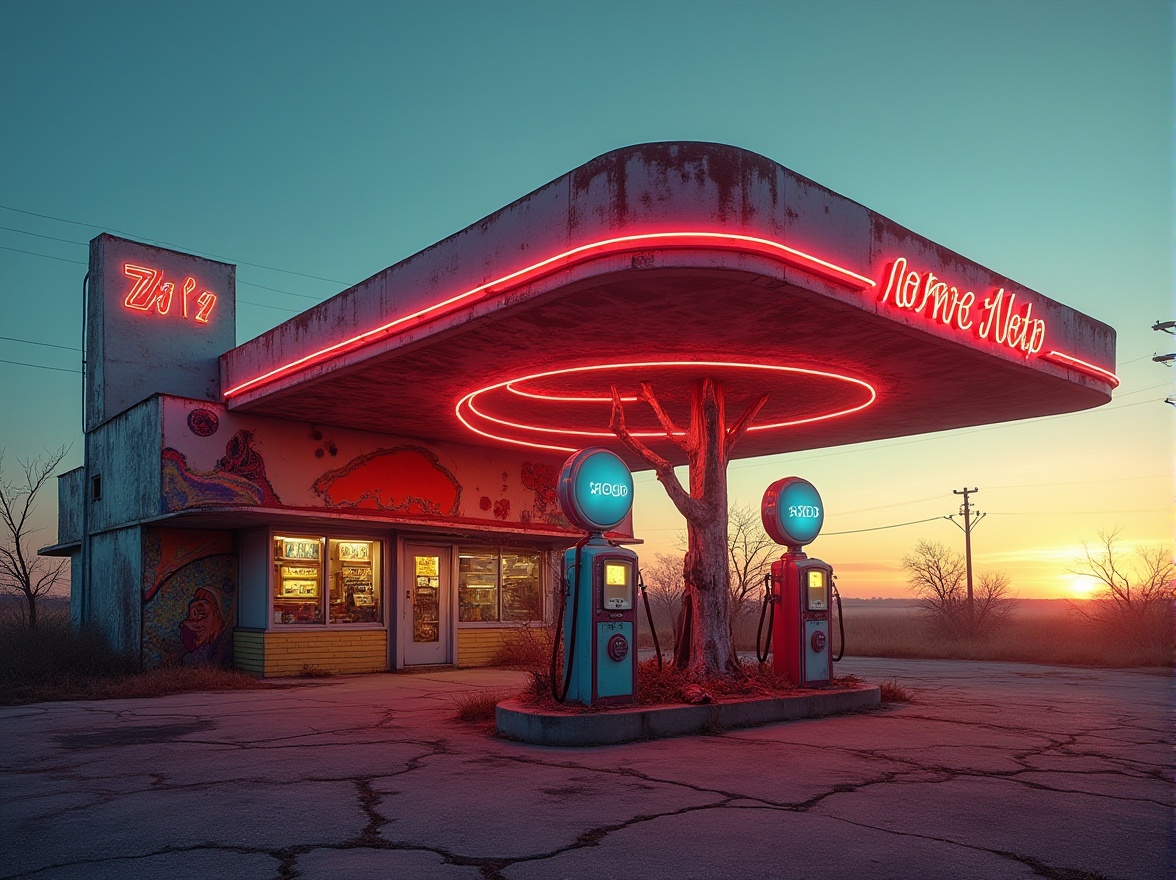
549,448,638,707
758,477,844,688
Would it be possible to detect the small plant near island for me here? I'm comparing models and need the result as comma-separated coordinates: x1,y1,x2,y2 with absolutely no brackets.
878,678,913,703
518,656,811,713
451,689,517,724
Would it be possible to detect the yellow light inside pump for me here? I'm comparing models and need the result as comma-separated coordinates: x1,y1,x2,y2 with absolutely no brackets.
806,569,827,610
602,561,632,609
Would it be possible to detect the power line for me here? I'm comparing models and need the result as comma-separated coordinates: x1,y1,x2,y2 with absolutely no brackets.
0,335,81,352
2,223,332,304
986,509,1168,516
0,203,348,285
0,244,86,265
0,357,81,374
0,224,86,246
821,516,947,536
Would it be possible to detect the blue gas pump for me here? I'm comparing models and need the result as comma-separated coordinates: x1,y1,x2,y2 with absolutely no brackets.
550,448,638,707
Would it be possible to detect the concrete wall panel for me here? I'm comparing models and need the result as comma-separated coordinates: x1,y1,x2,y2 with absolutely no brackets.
86,527,141,658
86,398,162,533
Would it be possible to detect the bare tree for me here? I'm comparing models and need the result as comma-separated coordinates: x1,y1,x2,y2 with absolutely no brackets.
728,503,776,619
641,552,685,648
1070,528,1174,648
972,570,1017,637
0,447,70,629
902,539,1014,637
611,379,767,680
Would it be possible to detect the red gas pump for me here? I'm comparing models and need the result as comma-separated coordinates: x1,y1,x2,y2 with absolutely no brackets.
767,551,838,687
757,477,845,688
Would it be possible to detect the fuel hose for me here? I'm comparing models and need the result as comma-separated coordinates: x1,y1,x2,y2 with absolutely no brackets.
638,569,662,670
550,535,591,703
755,572,774,664
831,583,845,662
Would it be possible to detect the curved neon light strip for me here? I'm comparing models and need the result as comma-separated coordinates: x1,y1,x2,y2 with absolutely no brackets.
1040,351,1120,388
223,232,874,399
505,381,640,403
455,361,877,452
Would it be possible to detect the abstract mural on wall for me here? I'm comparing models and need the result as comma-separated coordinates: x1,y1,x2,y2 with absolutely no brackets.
161,397,590,534
141,528,237,668
312,445,462,516
521,461,567,526
162,428,281,511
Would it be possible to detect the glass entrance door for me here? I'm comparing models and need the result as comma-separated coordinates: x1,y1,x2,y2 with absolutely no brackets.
403,546,451,665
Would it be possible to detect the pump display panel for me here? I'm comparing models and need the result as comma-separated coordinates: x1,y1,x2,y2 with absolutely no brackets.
602,560,634,610
806,568,828,610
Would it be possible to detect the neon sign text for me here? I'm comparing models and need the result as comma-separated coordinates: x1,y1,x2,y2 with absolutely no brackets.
881,257,1045,357
122,264,217,324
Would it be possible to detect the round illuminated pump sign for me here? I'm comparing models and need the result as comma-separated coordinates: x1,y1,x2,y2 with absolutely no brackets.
557,447,634,533
761,477,824,547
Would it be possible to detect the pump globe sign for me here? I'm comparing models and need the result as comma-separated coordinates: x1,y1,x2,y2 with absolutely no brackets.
557,448,634,533
761,477,824,547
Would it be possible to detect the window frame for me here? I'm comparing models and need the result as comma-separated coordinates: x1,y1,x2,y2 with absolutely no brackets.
270,531,385,629
457,546,546,627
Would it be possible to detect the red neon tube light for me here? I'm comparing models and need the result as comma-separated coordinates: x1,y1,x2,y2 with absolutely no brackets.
1039,351,1119,388
223,232,875,399
454,361,877,453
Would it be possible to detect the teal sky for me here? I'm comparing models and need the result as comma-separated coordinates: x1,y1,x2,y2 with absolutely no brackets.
1,1,1171,597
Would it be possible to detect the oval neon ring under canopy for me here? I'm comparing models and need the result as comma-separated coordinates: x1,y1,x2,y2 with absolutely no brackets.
455,361,877,452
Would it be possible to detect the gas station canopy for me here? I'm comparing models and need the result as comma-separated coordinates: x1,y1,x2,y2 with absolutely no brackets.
221,142,1115,469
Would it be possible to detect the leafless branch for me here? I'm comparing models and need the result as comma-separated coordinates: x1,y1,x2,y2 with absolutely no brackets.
638,382,689,452
0,445,71,628
609,387,704,521
725,393,769,455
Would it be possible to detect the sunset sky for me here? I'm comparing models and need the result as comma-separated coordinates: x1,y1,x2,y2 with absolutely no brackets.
1,1,1170,600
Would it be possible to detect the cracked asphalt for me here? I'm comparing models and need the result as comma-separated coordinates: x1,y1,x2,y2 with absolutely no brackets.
0,657,1170,880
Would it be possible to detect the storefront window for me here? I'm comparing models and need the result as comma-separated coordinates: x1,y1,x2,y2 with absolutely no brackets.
329,539,381,624
458,548,542,623
273,534,381,626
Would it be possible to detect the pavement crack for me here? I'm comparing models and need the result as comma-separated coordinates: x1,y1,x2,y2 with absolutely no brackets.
351,777,389,845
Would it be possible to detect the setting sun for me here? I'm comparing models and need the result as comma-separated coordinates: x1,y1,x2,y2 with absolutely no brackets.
1064,574,1100,600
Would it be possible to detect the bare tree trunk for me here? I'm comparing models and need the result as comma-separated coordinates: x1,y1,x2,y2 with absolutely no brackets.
611,378,766,682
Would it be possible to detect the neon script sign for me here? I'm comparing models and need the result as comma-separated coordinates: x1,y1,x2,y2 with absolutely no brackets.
880,257,1045,357
122,264,218,324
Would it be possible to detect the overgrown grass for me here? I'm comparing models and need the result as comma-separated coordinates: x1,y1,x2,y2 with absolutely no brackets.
451,689,516,724
641,601,1173,668
838,605,1172,668
0,610,270,705
878,678,913,703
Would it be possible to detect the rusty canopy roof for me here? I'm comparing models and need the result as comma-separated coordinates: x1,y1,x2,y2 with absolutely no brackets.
221,142,1116,470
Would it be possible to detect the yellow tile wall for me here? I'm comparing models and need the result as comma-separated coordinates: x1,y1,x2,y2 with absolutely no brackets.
457,628,513,667
233,629,387,677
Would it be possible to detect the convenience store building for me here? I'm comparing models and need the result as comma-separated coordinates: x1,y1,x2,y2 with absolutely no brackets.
44,143,1116,676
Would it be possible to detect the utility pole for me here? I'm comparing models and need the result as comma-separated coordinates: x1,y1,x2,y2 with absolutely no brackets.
1153,320,1175,406
950,487,985,632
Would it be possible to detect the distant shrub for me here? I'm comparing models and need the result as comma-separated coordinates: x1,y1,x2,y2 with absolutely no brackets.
0,611,135,687
492,623,555,669
840,602,1171,668
0,610,268,704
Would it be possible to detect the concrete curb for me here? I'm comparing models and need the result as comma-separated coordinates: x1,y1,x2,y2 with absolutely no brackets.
496,686,881,746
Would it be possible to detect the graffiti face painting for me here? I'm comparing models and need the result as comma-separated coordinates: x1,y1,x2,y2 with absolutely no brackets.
179,587,228,665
